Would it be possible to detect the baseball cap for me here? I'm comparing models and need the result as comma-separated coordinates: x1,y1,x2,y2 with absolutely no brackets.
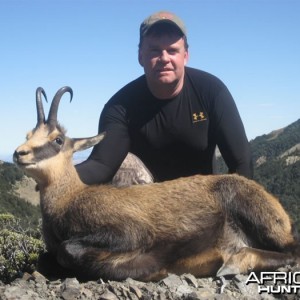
140,11,187,38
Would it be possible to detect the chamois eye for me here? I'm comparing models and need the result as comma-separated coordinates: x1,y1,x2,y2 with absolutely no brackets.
55,137,63,145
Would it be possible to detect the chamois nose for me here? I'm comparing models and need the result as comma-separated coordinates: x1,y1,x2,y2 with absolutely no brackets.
13,149,30,162
15,149,30,157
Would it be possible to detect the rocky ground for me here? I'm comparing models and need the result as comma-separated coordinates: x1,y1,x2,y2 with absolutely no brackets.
1,265,300,300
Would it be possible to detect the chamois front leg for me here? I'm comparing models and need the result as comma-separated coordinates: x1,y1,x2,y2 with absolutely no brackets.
56,227,158,280
57,238,111,279
57,236,165,281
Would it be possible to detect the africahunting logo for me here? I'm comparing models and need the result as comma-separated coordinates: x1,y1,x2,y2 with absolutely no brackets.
246,271,300,294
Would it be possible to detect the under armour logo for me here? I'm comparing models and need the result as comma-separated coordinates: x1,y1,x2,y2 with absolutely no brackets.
192,112,207,123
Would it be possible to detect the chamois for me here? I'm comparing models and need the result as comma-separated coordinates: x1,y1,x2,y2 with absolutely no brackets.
14,86,300,281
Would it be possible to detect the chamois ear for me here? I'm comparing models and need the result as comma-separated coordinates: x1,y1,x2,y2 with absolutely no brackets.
72,132,106,153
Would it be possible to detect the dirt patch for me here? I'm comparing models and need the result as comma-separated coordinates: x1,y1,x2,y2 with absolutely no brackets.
12,176,39,206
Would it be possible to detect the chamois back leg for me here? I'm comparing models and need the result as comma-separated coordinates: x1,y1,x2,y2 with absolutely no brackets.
217,247,299,277
214,176,300,277
218,176,299,252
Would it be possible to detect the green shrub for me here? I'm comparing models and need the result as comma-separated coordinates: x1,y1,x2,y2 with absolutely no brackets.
0,213,45,283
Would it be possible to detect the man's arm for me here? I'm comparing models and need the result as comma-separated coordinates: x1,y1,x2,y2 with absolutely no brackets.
76,105,130,185
213,87,253,179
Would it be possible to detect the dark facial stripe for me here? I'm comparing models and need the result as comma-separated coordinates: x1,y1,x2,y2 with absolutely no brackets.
33,139,63,162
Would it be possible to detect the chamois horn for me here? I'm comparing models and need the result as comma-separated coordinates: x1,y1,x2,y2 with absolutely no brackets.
36,87,47,127
47,86,73,129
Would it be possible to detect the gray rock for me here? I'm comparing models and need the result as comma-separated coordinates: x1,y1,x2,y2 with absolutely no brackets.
232,274,262,299
161,274,183,290
186,288,215,300
100,290,119,300
182,273,199,288
61,277,81,300
1,265,300,299
4,285,42,300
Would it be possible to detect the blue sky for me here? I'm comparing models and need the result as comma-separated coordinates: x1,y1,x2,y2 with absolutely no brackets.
1,0,299,161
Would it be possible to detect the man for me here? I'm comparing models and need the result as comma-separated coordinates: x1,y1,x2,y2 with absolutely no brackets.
76,11,253,184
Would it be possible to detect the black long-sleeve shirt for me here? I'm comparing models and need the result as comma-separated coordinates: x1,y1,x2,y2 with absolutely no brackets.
76,67,253,184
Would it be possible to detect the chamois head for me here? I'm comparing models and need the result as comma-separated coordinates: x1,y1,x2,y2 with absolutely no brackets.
13,87,104,182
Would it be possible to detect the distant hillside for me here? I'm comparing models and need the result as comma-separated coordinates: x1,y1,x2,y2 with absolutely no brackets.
251,119,300,229
0,162,40,227
251,119,300,165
